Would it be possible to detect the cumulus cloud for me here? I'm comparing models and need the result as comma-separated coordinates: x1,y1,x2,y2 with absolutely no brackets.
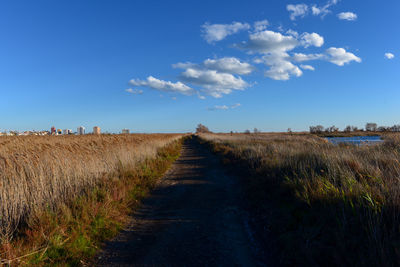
179,68,248,98
172,57,254,78
201,22,250,43
239,30,304,80
261,53,303,80
287,4,308,20
125,88,143,94
241,30,325,80
129,76,195,95
300,32,324,48
286,29,299,38
292,53,324,62
202,58,254,75
337,12,357,21
240,30,298,54
325,47,362,66
208,103,241,111
288,0,339,20
128,17,362,100
385,53,395,59
254,20,269,32
311,0,339,18
241,29,360,80
300,64,315,71
173,57,252,98
293,49,361,66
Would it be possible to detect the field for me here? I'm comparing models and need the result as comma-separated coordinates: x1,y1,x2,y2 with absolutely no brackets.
0,134,183,265
3,132,400,266
199,133,400,266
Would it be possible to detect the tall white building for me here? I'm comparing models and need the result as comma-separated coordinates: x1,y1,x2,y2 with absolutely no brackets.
77,126,85,135
93,126,101,135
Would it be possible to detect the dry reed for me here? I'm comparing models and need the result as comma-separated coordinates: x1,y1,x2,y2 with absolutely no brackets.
200,133,400,266
0,134,182,241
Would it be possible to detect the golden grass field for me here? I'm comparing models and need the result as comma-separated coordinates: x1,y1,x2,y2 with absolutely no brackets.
0,133,183,264
200,132,400,266
3,132,400,265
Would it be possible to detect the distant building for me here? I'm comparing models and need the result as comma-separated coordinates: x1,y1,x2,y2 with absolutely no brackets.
62,129,73,135
77,126,85,135
93,126,101,135
51,126,56,134
122,129,130,134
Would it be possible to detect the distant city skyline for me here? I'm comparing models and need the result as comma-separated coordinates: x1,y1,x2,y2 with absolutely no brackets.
0,0,399,133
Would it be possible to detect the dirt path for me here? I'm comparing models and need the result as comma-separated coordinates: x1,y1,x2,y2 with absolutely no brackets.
96,137,263,266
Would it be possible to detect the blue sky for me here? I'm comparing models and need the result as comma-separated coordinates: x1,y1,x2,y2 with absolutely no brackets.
0,0,399,133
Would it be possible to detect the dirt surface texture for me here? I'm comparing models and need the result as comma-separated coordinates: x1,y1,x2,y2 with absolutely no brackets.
97,137,265,266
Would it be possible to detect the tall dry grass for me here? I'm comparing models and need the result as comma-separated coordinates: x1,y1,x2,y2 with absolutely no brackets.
0,134,182,241
200,133,400,266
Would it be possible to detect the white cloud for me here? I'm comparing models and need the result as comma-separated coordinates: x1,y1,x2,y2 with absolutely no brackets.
241,30,322,80
173,57,252,98
241,30,298,54
175,58,252,76
293,49,361,66
260,52,303,80
287,4,308,20
208,103,241,111
300,32,324,48
325,47,362,66
208,105,229,111
311,0,339,18
300,64,315,71
239,30,304,80
179,68,248,98
203,58,253,75
287,0,339,20
311,6,321,15
254,20,269,32
242,31,323,53
125,88,143,94
385,52,395,59
240,29,360,79
292,53,324,62
337,12,357,21
129,76,195,95
171,62,196,69
231,103,241,108
201,22,250,43
128,17,362,99
311,5,329,17
286,29,299,38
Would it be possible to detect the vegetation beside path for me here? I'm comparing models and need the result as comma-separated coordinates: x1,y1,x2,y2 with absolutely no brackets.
199,133,400,266
0,135,183,266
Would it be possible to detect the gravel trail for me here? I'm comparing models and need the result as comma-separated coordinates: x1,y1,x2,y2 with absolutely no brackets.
96,137,264,266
